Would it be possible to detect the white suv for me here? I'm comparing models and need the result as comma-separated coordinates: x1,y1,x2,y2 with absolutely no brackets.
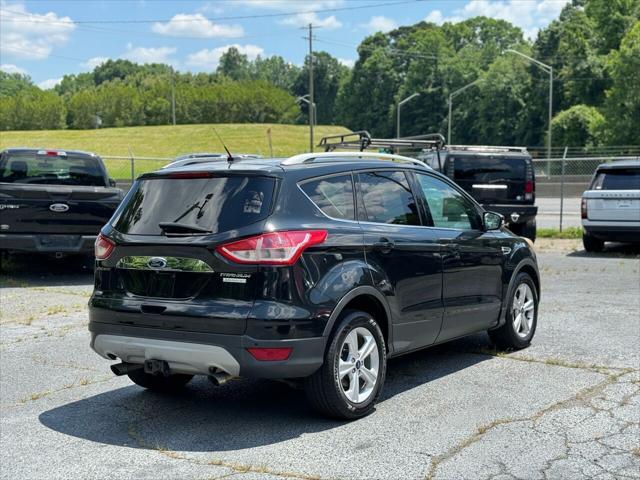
581,159,640,252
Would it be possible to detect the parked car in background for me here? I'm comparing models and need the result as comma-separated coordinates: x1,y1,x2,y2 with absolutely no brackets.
420,145,538,241
164,153,263,169
581,159,640,252
0,148,123,259
89,151,540,419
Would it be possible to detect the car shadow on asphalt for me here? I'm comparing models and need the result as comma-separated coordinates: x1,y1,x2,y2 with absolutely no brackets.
38,334,491,452
0,253,94,288
567,242,640,259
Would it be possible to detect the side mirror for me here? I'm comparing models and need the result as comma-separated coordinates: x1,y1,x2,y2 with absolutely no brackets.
109,178,117,187
483,211,503,231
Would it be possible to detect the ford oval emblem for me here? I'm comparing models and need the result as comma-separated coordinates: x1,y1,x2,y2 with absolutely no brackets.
147,257,168,269
49,203,69,213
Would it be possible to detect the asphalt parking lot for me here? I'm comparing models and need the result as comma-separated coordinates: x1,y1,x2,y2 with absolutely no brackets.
1,241,639,480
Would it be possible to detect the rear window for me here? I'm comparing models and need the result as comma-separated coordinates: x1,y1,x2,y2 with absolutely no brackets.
300,174,355,220
452,156,526,181
591,169,640,190
113,175,276,235
0,152,106,186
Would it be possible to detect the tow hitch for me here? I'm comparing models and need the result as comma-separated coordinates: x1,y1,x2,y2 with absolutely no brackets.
144,359,171,377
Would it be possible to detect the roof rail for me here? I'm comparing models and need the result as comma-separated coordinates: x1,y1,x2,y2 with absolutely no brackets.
447,145,529,153
318,131,446,152
281,151,430,168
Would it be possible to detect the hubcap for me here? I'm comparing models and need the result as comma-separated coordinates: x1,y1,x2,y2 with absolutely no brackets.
512,283,535,338
338,327,379,404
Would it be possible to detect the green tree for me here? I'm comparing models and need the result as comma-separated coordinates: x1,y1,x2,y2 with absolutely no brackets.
602,21,640,144
217,48,251,80
551,104,604,146
0,71,34,97
293,51,348,125
586,0,640,52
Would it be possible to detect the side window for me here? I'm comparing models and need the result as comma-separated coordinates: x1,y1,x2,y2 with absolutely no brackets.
358,171,420,226
416,174,480,230
300,174,355,220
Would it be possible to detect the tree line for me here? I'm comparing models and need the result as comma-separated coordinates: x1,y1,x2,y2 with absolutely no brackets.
0,0,638,147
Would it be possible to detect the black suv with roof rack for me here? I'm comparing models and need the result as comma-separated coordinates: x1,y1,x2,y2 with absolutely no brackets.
419,145,538,241
89,146,540,419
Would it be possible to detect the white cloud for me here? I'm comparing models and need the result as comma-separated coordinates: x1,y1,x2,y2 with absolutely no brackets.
151,13,243,38
38,77,62,89
338,58,354,68
423,0,570,39
186,44,264,70
362,15,398,33
0,63,27,74
121,44,177,65
236,0,343,10
0,0,76,60
82,56,110,70
280,12,342,29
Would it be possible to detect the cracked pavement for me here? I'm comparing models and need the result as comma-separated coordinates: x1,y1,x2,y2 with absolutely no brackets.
1,242,639,480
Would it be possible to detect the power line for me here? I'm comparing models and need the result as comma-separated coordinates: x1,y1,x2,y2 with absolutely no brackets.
0,1,421,25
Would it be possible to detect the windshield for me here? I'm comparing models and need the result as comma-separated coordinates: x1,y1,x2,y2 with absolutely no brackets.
452,156,526,182
0,152,106,186
113,175,276,235
591,169,640,190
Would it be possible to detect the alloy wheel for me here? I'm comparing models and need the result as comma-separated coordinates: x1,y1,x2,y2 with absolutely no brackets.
512,283,535,338
338,327,380,404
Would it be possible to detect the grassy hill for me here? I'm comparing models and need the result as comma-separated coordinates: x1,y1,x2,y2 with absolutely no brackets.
0,123,351,179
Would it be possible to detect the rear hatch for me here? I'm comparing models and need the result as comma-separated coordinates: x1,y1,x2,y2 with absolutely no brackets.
0,150,121,235
447,154,533,204
93,172,278,335
584,167,640,221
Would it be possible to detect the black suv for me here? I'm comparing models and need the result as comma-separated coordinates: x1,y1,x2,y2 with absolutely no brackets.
420,145,538,241
89,152,540,419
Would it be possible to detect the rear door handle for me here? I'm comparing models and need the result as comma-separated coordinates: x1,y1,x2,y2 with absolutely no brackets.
373,237,395,253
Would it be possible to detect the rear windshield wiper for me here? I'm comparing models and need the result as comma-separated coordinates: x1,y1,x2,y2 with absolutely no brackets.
158,222,212,234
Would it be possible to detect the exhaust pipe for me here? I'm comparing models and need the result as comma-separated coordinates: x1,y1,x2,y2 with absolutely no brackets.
110,362,143,376
208,371,233,386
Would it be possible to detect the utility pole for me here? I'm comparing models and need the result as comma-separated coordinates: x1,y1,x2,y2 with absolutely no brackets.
308,23,314,152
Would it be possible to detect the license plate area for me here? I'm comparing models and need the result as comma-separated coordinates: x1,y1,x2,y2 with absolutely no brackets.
617,200,632,208
38,235,81,248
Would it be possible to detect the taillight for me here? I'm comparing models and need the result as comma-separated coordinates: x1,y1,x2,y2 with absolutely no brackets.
216,230,327,265
95,233,115,260
524,181,534,194
246,347,293,361
581,198,588,219
168,172,212,179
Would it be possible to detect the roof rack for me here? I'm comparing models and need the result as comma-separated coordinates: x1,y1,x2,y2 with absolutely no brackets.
318,130,446,152
447,145,528,153
281,151,430,168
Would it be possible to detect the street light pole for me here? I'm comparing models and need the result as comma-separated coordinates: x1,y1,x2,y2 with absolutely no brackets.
396,92,420,138
296,95,316,137
447,78,483,144
505,49,553,162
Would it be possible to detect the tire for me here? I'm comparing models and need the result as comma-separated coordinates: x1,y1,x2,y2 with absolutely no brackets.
489,272,538,350
304,310,387,420
583,232,604,252
521,219,536,242
127,369,193,392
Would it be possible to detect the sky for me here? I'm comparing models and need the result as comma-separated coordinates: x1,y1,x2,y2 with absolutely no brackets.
0,0,570,89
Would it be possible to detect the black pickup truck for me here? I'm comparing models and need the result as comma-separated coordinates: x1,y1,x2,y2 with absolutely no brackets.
0,148,123,259
419,145,538,241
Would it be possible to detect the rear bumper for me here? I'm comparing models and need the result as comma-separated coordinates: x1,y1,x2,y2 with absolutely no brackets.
482,204,538,225
582,220,640,242
89,320,326,379
0,234,96,254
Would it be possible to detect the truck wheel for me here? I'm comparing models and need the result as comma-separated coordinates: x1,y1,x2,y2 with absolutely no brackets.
489,272,538,350
583,232,604,252
304,310,387,420
127,369,193,392
521,220,536,242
